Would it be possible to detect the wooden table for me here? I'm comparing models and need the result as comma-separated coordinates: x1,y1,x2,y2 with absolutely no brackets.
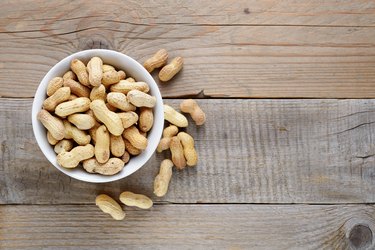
1,1,375,249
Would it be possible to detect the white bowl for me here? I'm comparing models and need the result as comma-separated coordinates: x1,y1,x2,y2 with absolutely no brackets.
32,49,164,183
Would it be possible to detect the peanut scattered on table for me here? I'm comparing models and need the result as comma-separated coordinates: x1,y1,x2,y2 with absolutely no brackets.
119,191,153,209
95,194,126,220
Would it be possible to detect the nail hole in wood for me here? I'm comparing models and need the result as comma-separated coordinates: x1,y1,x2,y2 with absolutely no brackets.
349,224,373,249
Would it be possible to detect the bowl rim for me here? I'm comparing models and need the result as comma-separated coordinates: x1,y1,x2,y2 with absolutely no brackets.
32,49,164,183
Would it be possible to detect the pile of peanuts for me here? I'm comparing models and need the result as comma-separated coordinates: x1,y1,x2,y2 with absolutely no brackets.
38,56,156,176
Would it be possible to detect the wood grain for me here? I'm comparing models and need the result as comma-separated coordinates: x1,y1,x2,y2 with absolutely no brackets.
1,98,375,204
1,204,374,249
1,1,375,98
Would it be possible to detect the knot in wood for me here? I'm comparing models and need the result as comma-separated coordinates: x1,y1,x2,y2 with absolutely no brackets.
344,217,374,250
78,36,111,50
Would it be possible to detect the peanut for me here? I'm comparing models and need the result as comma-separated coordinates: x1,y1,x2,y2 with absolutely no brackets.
124,139,141,155
57,144,94,169
180,99,206,125
37,110,65,140
71,59,89,86
143,49,168,73
95,194,125,220
163,104,188,127
119,191,153,209
55,97,91,117
47,131,59,145
102,64,115,73
62,70,77,81
170,136,186,170
43,87,71,111
121,151,130,163
46,77,64,96
102,70,125,86
118,70,126,80
54,139,74,154
123,126,148,150
90,84,107,101
117,112,139,129
90,100,124,136
107,92,136,112
157,125,178,153
159,56,183,82
125,77,135,83
87,57,103,87
154,159,173,197
63,78,90,98
139,108,153,133
139,130,147,137
68,94,78,101
67,113,96,130
177,132,198,166
110,80,150,94
127,90,156,108
95,125,110,163
110,134,125,157
83,158,124,175
63,120,91,145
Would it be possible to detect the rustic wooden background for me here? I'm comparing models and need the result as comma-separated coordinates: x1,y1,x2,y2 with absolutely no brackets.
1,1,375,249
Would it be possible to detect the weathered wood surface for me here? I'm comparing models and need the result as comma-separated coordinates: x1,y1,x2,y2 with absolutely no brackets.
1,98,374,204
1,204,374,250
1,1,375,98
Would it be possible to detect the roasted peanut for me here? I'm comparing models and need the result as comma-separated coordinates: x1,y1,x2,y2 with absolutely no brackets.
143,49,168,73
107,92,136,112
125,77,135,83
170,136,186,170
63,120,91,145
139,108,153,133
117,112,138,129
90,84,107,101
63,78,90,98
57,144,94,169
124,139,141,155
95,125,110,163
47,131,59,145
180,99,206,125
163,104,188,127
83,158,124,175
159,56,183,82
54,139,74,154
123,126,148,150
95,194,125,220
87,57,103,87
43,87,71,111
67,113,96,130
102,64,115,73
119,191,153,209
89,119,101,144
55,97,91,117
63,70,77,81
90,100,124,136
110,134,125,157
71,59,89,86
177,132,198,166
154,159,173,197
127,90,156,108
157,125,178,153
37,110,65,140
121,151,130,163
46,77,64,96
110,80,149,94
102,70,125,86
106,102,118,112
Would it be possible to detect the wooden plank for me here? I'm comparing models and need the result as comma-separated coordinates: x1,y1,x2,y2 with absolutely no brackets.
1,98,375,204
1,1,375,98
1,204,374,249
